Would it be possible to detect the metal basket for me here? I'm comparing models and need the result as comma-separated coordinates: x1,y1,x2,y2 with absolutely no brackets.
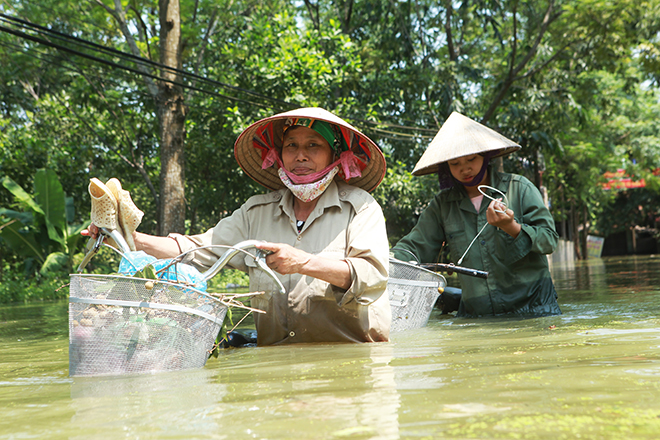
388,259,446,333
69,273,228,376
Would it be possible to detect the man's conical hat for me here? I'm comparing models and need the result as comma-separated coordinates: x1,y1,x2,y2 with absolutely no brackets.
412,112,521,176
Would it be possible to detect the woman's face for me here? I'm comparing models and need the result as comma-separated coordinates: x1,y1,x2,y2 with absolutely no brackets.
447,154,485,185
281,126,334,177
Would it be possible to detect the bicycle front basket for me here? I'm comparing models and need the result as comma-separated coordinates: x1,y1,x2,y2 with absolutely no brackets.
387,259,446,333
68,274,228,376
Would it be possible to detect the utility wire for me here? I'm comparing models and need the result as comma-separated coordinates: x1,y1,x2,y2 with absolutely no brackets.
0,12,439,138
0,22,279,110
3,0,212,63
0,14,433,150
0,38,151,105
0,37,259,128
0,13,298,108
0,14,293,112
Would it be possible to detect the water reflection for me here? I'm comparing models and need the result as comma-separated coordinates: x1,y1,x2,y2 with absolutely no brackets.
207,343,401,439
65,342,401,439
1,255,660,439
69,369,224,439
552,254,660,293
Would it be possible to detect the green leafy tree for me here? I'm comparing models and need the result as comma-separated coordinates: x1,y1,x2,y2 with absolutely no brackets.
0,169,86,276
372,160,437,246
1,0,660,272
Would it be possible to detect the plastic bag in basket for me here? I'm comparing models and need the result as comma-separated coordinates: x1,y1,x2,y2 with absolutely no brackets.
118,251,208,292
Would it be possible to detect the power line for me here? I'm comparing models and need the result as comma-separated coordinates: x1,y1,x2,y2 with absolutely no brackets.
0,37,257,128
0,11,439,139
365,125,434,140
0,22,280,110
4,0,220,62
0,13,298,109
0,14,440,157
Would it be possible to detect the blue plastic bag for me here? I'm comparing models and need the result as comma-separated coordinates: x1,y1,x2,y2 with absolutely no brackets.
119,251,208,292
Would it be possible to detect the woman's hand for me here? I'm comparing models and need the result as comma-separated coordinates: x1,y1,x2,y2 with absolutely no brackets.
255,242,352,290
256,242,312,275
81,223,101,239
486,198,521,238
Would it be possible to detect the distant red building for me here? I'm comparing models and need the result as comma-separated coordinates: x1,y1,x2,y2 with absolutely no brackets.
601,168,660,190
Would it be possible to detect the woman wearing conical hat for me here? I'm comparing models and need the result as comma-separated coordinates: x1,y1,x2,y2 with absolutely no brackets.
393,112,561,318
85,108,391,345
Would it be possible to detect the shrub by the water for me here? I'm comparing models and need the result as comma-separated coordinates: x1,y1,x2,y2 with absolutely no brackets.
0,264,69,304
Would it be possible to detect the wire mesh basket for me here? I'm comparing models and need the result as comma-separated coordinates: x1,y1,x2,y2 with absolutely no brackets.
69,273,228,377
388,259,446,333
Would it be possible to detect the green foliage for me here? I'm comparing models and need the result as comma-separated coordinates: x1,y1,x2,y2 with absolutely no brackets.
593,189,660,237
544,141,610,222
1,0,660,294
0,260,69,303
373,160,438,246
0,169,87,277
133,264,158,281
207,269,250,290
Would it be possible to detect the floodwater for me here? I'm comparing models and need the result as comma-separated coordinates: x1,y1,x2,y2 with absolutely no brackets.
2,255,660,439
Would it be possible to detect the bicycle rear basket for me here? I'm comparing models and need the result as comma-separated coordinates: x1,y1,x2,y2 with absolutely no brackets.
69,274,228,376
387,259,446,333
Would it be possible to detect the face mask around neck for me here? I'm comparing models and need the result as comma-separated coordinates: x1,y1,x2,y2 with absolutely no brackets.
278,166,339,202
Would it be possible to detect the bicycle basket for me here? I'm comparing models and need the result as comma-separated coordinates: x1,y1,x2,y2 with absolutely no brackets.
68,273,228,377
387,259,446,333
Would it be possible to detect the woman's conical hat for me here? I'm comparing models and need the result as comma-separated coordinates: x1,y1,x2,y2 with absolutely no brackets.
234,107,386,193
412,112,521,176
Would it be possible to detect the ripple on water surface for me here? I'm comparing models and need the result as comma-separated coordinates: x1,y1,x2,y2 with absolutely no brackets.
1,256,660,439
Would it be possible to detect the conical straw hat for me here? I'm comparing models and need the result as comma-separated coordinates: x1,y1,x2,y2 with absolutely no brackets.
234,107,386,193
412,112,521,176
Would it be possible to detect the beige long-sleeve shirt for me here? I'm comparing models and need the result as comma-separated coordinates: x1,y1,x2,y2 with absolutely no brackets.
170,181,391,345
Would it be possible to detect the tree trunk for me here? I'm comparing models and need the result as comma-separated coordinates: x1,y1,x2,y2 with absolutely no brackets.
157,0,187,235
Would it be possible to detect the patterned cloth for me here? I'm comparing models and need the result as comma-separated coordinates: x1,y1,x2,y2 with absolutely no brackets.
254,118,370,184
277,166,339,202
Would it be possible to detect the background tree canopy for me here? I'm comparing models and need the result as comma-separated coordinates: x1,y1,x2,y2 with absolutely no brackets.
2,0,660,285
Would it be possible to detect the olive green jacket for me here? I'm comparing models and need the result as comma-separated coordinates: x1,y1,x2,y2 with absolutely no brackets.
395,170,561,317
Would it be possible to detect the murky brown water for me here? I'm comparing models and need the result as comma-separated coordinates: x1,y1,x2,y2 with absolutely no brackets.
2,255,660,439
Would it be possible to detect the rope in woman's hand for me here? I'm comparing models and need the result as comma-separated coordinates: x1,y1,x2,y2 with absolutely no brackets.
478,185,508,214
457,185,510,265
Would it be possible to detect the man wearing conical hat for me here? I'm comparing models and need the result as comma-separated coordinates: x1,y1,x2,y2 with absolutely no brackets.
393,112,561,318
85,108,391,345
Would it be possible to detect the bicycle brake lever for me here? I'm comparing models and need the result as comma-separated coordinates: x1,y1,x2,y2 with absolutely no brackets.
254,249,286,294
